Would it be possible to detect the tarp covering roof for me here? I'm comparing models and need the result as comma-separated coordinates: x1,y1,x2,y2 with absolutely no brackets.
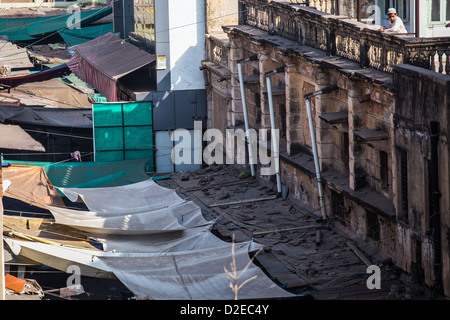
2,166,297,300
0,63,71,89
7,158,152,188
0,39,33,70
67,32,156,101
58,23,114,47
51,179,209,234
3,235,295,300
2,165,65,209
98,242,294,300
0,124,44,152
0,105,92,128
0,6,112,41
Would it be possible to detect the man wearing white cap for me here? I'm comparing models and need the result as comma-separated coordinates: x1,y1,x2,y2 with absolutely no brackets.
379,8,407,34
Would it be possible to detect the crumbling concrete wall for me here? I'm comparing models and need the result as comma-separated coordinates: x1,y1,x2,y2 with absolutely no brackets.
393,64,450,296
203,1,450,298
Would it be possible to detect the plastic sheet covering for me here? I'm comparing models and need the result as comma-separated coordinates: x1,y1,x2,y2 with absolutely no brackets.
50,179,209,234
2,165,65,209
97,242,295,300
3,235,295,300
95,225,226,253
46,200,208,235
58,178,188,213
8,158,152,188
0,124,45,152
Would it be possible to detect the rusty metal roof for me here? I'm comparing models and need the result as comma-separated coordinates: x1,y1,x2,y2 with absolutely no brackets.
70,32,156,81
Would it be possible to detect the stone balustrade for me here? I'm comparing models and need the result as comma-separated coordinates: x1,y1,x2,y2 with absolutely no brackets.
239,0,450,74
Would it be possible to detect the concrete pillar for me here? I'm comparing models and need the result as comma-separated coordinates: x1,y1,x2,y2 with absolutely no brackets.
314,69,334,170
348,84,366,190
229,37,244,127
258,50,278,130
284,63,303,155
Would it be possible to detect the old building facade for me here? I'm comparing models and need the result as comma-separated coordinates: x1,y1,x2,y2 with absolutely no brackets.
202,0,450,297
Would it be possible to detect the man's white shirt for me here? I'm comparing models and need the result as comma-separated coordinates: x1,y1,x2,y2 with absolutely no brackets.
386,17,407,33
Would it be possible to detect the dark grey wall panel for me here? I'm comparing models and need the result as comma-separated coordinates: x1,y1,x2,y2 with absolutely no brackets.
175,90,198,129
152,91,175,131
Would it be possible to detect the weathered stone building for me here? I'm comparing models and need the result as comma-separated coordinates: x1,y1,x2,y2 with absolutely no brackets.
202,0,450,297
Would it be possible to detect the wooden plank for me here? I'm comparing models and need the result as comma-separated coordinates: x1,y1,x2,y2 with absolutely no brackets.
346,240,371,267
209,195,277,207
186,178,252,191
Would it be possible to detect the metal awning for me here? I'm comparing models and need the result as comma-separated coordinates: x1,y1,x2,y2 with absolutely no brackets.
354,129,388,141
319,110,348,124
67,33,156,102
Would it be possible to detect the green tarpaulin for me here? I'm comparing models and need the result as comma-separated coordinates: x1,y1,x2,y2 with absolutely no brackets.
0,7,112,41
59,23,114,47
6,158,152,188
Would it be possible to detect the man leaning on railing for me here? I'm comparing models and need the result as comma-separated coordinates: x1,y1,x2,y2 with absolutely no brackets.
379,8,407,34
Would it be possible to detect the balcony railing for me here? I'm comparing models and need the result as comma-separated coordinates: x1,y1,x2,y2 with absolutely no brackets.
239,0,450,74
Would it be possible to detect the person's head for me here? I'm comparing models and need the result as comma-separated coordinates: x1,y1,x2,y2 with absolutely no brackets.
387,8,398,23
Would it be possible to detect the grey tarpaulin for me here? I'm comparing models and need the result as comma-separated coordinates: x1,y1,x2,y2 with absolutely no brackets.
14,178,296,299
57,178,188,213
97,242,295,300
46,201,209,235
51,179,209,234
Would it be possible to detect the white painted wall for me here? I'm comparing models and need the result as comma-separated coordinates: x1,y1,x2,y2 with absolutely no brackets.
168,0,206,91
418,0,450,37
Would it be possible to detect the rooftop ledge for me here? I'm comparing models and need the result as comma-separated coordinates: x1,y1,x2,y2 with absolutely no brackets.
236,0,450,75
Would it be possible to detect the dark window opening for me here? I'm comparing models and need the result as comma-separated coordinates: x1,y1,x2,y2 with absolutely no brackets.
342,132,349,173
280,103,286,139
447,0,450,20
380,150,389,190
331,190,348,225
400,149,409,220
366,210,380,241
432,0,441,21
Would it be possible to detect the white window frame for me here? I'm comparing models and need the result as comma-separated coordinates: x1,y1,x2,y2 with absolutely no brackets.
429,0,450,25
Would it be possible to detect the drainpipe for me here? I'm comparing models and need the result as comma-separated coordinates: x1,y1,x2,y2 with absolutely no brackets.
265,66,285,196
415,0,420,38
237,54,259,177
304,84,338,219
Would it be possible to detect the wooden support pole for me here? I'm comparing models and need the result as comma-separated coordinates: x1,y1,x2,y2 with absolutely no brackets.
346,240,371,267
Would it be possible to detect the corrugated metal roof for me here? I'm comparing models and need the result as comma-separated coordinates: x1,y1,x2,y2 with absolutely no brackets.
70,32,156,81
